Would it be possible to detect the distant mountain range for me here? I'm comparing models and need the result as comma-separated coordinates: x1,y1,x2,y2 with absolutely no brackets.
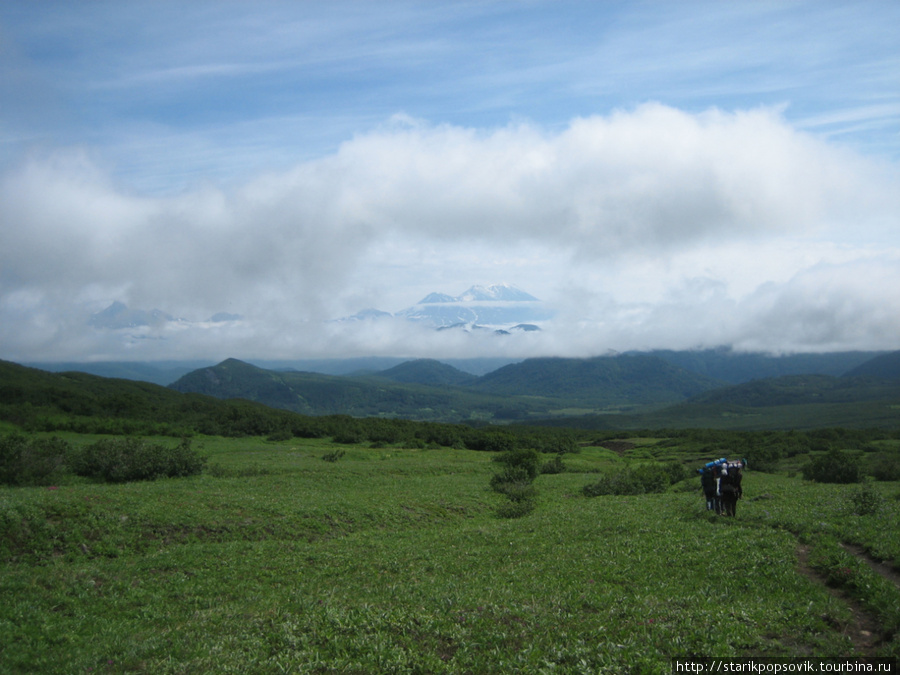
167,354,725,420
346,283,554,329
27,348,887,387
6,349,900,430
843,350,900,380
643,348,886,384
164,350,900,428
87,301,241,331
88,301,182,330
84,283,549,349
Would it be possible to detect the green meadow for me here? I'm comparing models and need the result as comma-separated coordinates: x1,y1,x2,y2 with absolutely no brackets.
2,435,899,674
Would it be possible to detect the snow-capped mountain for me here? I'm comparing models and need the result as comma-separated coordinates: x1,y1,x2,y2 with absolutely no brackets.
88,302,240,331
88,301,180,330
454,283,539,302
395,284,552,329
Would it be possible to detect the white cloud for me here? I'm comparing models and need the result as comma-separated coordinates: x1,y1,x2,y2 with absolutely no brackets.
1,105,898,361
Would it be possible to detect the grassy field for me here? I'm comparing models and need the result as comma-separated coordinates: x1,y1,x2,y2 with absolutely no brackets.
2,435,899,674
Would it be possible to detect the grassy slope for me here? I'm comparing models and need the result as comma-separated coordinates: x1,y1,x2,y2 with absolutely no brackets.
2,436,899,673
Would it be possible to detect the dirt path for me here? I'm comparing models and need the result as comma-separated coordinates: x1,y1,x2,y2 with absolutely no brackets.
840,543,900,590
795,544,881,656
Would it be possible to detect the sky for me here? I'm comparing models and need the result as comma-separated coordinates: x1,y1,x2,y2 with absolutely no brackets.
1,0,899,363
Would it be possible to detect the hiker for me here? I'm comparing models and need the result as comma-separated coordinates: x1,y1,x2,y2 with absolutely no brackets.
718,461,744,517
699,458,726,514
699,467,718,513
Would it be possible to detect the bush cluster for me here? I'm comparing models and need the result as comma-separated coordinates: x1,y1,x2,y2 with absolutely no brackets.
0,434,70,486
848,481,885,516
540,454,567,475
68,437,206,482
802,448,862,484
490,448,540,518
870,454,900,482
582,462,685,497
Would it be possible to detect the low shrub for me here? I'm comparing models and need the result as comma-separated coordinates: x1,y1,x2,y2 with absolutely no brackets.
582,464,672,497
540,454,567,475
848,481,885,516
870,454,900,482
68,437,205,482
662,461,688,484
491,448,541,516
0,434,70,486
802,448,862,484
496,498,536,519
490,477,537,502
489,466,533,491
492,448,541,481
333,429,364,444
266,429,293,442
322,450,346,463
744,445,781,473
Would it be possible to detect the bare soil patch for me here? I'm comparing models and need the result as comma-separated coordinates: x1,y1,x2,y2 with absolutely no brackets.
796,544,881,655
840,543,900,591
598,440,635,455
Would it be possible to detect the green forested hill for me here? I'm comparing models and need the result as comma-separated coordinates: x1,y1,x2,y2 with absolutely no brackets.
22,360,209,386
646,348,886,383
0,359,282,436
167,354,900,428
843,350,900,380
373,359,478,387
5,352,900,432
470,354,725,407
169,354,729,419
530,373,900,431
686,374,900,407
168,358,531,421
0,359,187,418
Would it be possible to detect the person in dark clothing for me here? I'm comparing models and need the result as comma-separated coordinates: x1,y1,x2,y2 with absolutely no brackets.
718,463,743,517
700,467,719,513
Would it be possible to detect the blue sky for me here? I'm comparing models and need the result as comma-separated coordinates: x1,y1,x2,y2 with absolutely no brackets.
1,1,899,361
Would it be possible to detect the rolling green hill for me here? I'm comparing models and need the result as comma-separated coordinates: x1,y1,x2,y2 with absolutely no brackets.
168,358,531,421
371,358,478,387
167,354,900,428
530,372,900,431
646,348,886,383
844,350,900,380
168,354,729,420
5,350,900,432
470,354,725,407
0,359,313,437
686,374,900,407
21,360,211,386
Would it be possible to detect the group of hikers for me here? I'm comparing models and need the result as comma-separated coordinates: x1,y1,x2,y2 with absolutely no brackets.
698,458,746,516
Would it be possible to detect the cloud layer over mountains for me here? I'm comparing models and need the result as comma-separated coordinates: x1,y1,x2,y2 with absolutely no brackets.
2,105,899,361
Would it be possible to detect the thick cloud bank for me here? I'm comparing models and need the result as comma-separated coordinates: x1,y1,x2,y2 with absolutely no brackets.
1,105,898,361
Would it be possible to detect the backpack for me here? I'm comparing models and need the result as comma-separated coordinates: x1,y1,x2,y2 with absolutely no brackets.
720,461,743,496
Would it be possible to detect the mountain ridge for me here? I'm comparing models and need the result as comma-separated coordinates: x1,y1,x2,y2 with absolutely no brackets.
166,353,731,420
4,350,899,430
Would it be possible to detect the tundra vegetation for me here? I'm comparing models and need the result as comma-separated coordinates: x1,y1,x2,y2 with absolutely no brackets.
1,425,899,674
1,360,899,672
